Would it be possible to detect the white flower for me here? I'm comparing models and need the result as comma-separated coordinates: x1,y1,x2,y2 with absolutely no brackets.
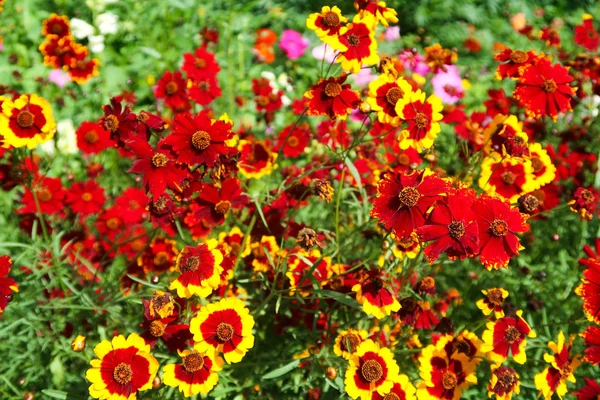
96,12,119,35
56,120,78,155
70,18,95,39
85,0,118,12
88,35,106,53
581,95,600,118
38,139,56,155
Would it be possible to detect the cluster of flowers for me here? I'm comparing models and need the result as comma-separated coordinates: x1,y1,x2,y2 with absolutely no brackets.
38,14,100,84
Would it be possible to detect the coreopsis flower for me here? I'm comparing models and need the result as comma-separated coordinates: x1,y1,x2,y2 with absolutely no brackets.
187,179,247,228
67,50,101,84
140,307,192,352
483,114,529,158
336,14,379,74
371,168,449,239
71,335,87,352
476,288,509,318
569,187,597,221
478,153,535,202
354,0,398,28
352,270,401,319
575,378,600,399
581,326,600,366
188,77,222,106
344,339,400,399
182,47,220,81
65,180,105,216
164,110,234,167
395,90,444,152
155,70,190,113
481,310,536,364
398,298,439,330
243,235,281,273
574,14,599,51
75,121,113,154
1,94,56,149
189,296,255,364
534,332,581,400
0,255,18,313
127,138,189,199
494,48,540,79
513,58,575,121
39,35,80,69
237,139,277,179
114,188,149,224
333,328,369,360
85,333,159,400
304,74,361,120
148,290,175,319
286,249,332,297
472,195,529,270
528,142,556,188
41,14,71,37
163,349,223,397
276,122,310,158
367,72,413,126
424,43,457,73
306,6,348,49
540,27,561,47
137,237,178,274
169,239,224,298
576,258,600,324
416,188,479,263
99,97,137,143
20,176,66,215
484,89,511,117
487,365,520,400
417,345,477,400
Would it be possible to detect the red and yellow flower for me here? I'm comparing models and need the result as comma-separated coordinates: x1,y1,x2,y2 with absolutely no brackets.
304,74,361,120
0,255,18,313
478,153,535,202
306,6,348,49
169,239,224,298
487,365,520,400
476,288,509,318
354,0,398,28
371,374,416,400
237,139,277,179
575,258,600,324
481,310,536,365
41,14,71,37
367,72,413,126
574,14,599,51
86,333,159,400
528,142,556,188
395,90,444,152
1,94,56,149
344,339,400,399
534,331,581,400
336,14,379,74
580,326,600,366
162,349,223,397
352,271,401,319
190,296,255,364
333,328,369,360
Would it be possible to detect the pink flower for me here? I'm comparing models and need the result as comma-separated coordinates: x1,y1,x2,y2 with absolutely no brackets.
398,50,430,75
431,65,464,104
352,68,376,86
48,69,72,88
384,26,400,41
279,29,309,60
311,43,338,63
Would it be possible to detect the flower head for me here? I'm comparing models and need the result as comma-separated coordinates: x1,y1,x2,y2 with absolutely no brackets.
163,349,223,397
170,239,224,298
395,90,444,152
0,255,18,313
1,94,56,149
304,74,361,120
534,331,581,399
367,72,413,126
481,310,536,364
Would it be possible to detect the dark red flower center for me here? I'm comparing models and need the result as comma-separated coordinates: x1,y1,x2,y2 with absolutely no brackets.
16,111,35,128
322,11,340,27
531,157,543,173
85,130,99,144
256,95,269,107
37,188,53,202
149,320,166,337
154,251,169,266
444,84,459,96
347,34,360,47
324,82,342,97
153,197,167,212
383,393,400,400
137,112,150,123
398,186,420,207
504,326,520,343
182,352,204,372
509,50,528,63
165,81,179,95
501,172,516,185
448,221,466,239
496,368,517,390
81,192,93,202
151,153,168,168
104,115,119,133
415,112,429,129
106,217,120,230
340,333,360,353
489,219,509,237
192,130,211,150
288,136,299,147
560,364,572,378
370,277,384,291
216,322,234,342
113,363,133,385
487,289,504,305
452,338,471,355
397,153,410,165
542,79,557,93
361,359,383,382
442,371,457,389
195,58,207,69
181,255,199,272
385,87,403,105
214,200,232,214
581,189,595,204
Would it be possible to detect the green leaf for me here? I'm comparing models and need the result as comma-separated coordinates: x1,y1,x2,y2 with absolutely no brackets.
50,356,64,387
139,46,163,59
319,290,360,310
262,359,301,380
41,389,68,399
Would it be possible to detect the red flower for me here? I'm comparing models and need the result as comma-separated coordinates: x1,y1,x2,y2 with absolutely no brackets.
416,188,479,263
371,169,449,239
65,180,105,216
20,176,66,215
336,15,379,73
574,15,599,52
67,49,100,84
352,270,400,319
484,89,511,117
114,188,150,224
481,310,536,364
580,326,600,366
127,138,189,199
0,255,18,313
472,195,529,270
188,77,222,106
140,301,192,352
316,120,351,148
99,97,138,143
494,48,540,79
182,47,220,81
76,121,114,155
575,378,600,400
155,71,190,113
96,207,125,242
576,258,600,325
398,297,439,330
186,179,247,227
513,58,575,120
164,110,234,167
276,123,310,158
569,187,597,221
41,14,70,38
304,74,361,120
540,27,561,47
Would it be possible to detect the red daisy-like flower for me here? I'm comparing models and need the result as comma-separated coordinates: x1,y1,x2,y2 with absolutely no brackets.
75,121,113,155
65,180,105,216
188,77,222,106
169,240,223,298
186,179,248,227
513,58,575,121
114,187,150,224
481,310,536,364
352,270,401,319
484,89,511,117
140,300,192,352
164,110,234,167
38,35,80,69
575,378,600,400
127,138,189,199
494,48,540,80
67,49,100,84
276,122,310,158
316,119,351,148
574,15,599,52
304,74,361,120
371,168,449,239
19,176,66,216
472,195,529,270
419,354,476,399
540,27,561,47
417,188,479,263
398,298,439,330
96,207,126,242
182,47,220,81
41,14,71,38
136,236,178,274
576,258,600,325
336,14,379,73
99,97,138,143
155,70,190,113
0,255,18,313
569,187,597,221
